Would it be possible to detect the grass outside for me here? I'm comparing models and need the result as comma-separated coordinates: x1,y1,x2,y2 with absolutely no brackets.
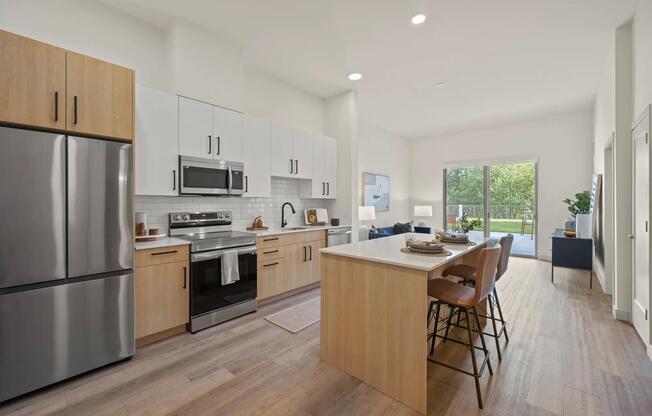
447,218,534,234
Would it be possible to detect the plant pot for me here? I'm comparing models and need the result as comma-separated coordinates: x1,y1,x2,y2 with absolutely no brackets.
576,213,591,239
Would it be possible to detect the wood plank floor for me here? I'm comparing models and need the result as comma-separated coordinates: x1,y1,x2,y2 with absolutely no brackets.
1,258,651,416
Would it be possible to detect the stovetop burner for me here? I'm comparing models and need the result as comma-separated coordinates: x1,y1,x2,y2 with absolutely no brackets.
169,211,256,253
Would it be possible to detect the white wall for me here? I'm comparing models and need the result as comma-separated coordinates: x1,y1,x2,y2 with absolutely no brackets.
358,122,411,226
633,0,652,116
0,0,325,132
410,110,594,260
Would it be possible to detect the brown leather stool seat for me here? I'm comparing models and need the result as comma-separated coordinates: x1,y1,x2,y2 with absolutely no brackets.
428,279,476,309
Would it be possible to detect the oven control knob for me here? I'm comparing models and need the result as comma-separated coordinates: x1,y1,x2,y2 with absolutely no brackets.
183,215,190,220
225,212,230,218
173,215,180,221
218,212,224,218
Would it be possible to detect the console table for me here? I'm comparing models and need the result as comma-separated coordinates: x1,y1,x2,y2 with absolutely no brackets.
550,228,593,288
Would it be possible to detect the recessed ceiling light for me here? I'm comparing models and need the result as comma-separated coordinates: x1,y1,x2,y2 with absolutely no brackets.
411,14,426,25
434,82,445,88
348,73,362,81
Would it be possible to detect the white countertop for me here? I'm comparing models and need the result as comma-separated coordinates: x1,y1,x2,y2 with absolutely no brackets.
135,237,191,251
320,233,491,272
244,224,351,238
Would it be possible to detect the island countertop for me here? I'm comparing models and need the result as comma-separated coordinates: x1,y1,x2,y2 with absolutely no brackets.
320,232,491,271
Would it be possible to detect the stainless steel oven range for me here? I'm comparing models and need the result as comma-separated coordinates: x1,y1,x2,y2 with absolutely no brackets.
170,211,257,333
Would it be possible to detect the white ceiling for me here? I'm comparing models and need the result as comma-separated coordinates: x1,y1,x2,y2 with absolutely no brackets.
102,0,638,138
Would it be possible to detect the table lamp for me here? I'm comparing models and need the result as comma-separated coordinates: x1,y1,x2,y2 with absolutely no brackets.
358,206,376,241
413,205,432,227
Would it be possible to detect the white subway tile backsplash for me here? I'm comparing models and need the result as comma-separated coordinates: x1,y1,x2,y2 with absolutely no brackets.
135,177,328,233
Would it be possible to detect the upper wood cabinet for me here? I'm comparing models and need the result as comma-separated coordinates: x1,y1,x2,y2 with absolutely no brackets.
0,30,66,130
66,52,134,141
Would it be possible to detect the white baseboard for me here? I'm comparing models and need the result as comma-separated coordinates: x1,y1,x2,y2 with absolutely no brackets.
648,345,652,361
613,307,631,321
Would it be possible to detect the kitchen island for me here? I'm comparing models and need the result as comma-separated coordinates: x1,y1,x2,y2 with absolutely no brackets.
319,233,490,414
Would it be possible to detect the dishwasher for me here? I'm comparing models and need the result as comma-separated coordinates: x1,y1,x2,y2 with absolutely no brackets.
327,226,352,246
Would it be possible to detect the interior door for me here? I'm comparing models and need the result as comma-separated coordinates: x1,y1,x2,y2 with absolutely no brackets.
632,113,650,346
242,115,271,197
213,106,243,162
0,30,66,130
66,51,134,141
135,85,179,196
179,96,213,158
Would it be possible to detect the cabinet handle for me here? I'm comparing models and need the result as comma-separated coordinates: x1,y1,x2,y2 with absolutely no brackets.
263,237,279,242
322,182,325,196
217,137,221,155
309,245,313,260
263,249,279,254
172,170,176,191
245,175,248,193
263,262,279,267
182,266,187,289
208,135,212,154
303,246,307,262
289,159,294,174
295,159,299,175
73,96,78,124
327,182,330,195
54,91,59,122
151,250,178,256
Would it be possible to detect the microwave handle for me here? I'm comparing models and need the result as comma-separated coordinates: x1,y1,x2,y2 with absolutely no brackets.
227,165,233,191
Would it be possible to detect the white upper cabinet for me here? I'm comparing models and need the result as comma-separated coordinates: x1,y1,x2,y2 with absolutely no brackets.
301,134,337,199
270,122,295,177
292,129,313,179
135,85,179,196
179,96,213,158
242,115,271,197
213,106,243,162
270,122,313,179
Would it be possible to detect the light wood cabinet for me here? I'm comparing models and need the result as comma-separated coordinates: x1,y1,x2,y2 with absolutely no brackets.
135,85,179,196
257,231,326,300
135,245,189,345
0,30,66,130
66,51,134,141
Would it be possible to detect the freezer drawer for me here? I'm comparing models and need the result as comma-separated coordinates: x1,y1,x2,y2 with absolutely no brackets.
68,137,134,277
0,126,66,290
0,273,135,402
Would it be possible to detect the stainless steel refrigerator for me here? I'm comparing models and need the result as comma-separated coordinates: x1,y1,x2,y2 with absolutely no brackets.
0,126,134,402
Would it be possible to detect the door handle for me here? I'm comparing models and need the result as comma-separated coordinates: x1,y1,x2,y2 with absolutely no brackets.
73,95,78,124
208,135,212,154
182,266,187,289
172,170,176,191
54,91,59,122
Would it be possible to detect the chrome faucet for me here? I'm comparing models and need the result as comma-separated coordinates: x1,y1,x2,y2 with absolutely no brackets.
281,202,296,228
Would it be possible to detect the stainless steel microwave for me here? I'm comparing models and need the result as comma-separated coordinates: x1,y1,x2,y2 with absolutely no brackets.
179,156,245,196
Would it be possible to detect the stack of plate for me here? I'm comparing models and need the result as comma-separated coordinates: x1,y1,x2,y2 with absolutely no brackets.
437,232,470,244
406,239,446,254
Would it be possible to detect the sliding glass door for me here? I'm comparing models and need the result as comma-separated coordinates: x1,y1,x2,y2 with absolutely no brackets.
444,161,537,257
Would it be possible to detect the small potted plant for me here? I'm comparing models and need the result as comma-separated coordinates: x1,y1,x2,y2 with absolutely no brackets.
562,191,591,238
457,213,482,234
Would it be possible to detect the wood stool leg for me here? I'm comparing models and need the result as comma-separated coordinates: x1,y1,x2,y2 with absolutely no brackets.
493,287,509,343
465,308,483,409
487,294,502,361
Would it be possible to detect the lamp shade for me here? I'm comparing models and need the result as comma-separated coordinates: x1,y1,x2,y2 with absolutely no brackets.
413,205,433,217
358,206,376,221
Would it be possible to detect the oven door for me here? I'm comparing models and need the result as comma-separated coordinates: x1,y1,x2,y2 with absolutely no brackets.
179,156,229,195
228,162,245,195
190,246,257,318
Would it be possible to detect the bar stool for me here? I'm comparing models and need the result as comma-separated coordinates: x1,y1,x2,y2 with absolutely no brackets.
442,234,513,361
427,245,502,409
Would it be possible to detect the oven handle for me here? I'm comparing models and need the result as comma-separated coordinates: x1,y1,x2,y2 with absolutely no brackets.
191,246,257,262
